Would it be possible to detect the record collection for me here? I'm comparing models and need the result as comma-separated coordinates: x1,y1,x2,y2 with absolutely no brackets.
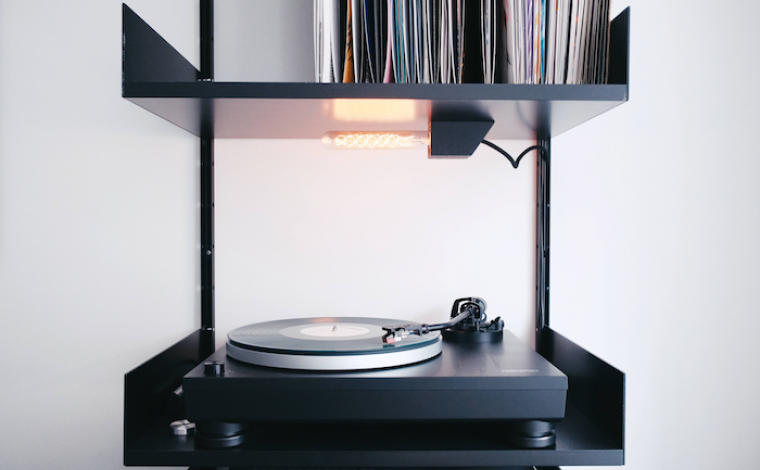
315,0,611,84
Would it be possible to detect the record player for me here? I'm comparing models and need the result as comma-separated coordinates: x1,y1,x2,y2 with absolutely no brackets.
182,298,568,449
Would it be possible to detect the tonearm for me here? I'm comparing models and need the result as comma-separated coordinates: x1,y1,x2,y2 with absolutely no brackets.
382,297,504,344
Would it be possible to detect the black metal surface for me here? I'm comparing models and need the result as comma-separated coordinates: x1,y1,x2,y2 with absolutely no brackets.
123,82,627,140
124,81,628,101
608,8,630,86
535,133,551,350
430,120,494,157
183,331,567,423
124,329,214,452
199,0,215,333
538,328,625,452
200,135,214,331
125,404,620,467
199,0,214,81
122,4,199,83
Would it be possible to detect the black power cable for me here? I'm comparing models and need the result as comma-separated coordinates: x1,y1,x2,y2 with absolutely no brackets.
481,140,548,168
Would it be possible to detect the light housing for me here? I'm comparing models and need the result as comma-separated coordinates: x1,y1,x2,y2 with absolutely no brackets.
429,120,495,158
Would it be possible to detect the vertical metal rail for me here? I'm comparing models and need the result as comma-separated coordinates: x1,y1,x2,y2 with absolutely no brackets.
200,0,215,336
535,133,551,351
200,137,214,331
200,0,214,81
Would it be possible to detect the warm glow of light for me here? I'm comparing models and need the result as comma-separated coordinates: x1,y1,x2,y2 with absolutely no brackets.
322,131,430,150
331,99,417,122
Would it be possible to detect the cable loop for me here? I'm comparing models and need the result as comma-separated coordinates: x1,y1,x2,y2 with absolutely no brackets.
481,140,548,168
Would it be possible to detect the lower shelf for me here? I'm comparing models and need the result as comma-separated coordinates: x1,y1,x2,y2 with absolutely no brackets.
126,404,620,467
124,328,624,467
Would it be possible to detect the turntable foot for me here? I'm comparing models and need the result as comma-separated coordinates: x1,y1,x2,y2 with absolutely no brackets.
195,421,249,448
505,420,556,448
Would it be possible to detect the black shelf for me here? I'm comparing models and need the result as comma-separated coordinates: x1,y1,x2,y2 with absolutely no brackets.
123,81,628,141
126,406,620,468
122,5,630,141
124,329,624,468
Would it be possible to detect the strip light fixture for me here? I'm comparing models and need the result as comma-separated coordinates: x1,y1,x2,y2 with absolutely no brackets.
322,119,495,158
322,131,430,150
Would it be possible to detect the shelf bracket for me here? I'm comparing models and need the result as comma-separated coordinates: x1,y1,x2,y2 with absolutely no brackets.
121,4,199,83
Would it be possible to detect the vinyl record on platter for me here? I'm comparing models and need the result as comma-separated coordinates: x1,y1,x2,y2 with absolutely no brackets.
226,317,442,371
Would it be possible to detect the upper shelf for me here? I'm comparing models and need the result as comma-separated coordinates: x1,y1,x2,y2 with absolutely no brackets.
122,5,629,141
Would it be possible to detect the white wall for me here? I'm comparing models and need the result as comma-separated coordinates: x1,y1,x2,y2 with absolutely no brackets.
553,0,760,467
1,1,759,469
0,2,199,469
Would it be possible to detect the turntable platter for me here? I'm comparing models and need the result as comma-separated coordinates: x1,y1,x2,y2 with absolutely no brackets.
226,317,442,371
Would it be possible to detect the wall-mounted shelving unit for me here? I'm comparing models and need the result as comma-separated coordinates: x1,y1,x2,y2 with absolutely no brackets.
123,2,628,468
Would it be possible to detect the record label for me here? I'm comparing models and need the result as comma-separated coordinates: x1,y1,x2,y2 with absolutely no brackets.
280,322,375,342
297,324,370,338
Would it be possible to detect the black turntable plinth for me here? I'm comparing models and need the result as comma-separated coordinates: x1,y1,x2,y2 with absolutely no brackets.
183,330,567,448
